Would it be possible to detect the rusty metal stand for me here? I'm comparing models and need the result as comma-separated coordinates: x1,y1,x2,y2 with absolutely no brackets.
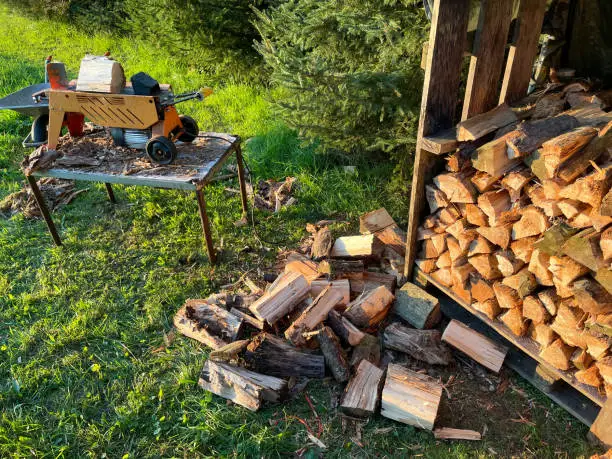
26,175,62,246
235,144,249,219
104,183,117,203
195,188,217,264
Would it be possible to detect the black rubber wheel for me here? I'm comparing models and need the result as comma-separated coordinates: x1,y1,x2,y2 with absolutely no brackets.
31,114,49,144
145,135,177,165
111,128,126,147
178,115,199,143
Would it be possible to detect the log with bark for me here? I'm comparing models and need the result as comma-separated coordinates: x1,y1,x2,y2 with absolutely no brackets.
340,360,385,418
383,322,452,365
343,285,395,328
393,282,441,329
327,310,366,346
174,300,243,349
315,326,350,382
249,271,310,325
331,234,384,259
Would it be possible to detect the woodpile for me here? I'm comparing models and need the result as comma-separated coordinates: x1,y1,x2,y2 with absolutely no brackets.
172,208,504,436
416,90,612,398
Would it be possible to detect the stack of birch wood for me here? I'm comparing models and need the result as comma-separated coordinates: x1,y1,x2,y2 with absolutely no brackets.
415,82,612,398
172,209,503,439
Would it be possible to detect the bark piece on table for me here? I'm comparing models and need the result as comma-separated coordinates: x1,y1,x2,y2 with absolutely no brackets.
442,319,508,373
380,363,443,430
511,206,550,240
456,103,517,141
327,310,365,346
383,322,452,365
343,285,395,328
393,282,441,329
315,326,350,383
340,360,385,418
285,284,345,346
331,234,385,259
198,360,288,411
249,271,310,325
244,333,325,379
174,300,243,349
349,333,381,368
540,338,575,371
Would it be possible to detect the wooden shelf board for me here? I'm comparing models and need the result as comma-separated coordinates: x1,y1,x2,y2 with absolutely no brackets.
415,266,606,408
421,128,458,155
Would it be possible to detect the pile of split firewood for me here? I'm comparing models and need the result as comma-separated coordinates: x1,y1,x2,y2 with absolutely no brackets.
415,82,611,397
174,208,507,440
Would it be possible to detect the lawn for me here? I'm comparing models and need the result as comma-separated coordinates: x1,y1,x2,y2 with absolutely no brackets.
0,5,600,458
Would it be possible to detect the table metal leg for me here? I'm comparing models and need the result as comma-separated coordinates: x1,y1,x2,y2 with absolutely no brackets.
26,175,62,246
105,183,117,203
235,145,249,219
195,188,217,264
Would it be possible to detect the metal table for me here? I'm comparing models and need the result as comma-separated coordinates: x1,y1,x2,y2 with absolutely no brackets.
26,132,249,264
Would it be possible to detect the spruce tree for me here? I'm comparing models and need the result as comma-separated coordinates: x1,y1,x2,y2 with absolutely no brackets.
254,0,428,166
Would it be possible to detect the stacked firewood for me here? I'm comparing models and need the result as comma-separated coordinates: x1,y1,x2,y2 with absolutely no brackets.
172,209,501,440
415,84,612,398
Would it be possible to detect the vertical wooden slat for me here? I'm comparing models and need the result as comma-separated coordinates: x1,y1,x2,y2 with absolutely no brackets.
404,0,470,278
462,0,515,120
499,0,548,104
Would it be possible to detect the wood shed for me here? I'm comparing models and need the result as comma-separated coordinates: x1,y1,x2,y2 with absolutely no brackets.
405,0,611,448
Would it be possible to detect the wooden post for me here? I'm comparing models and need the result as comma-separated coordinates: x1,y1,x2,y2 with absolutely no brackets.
404,0,470,278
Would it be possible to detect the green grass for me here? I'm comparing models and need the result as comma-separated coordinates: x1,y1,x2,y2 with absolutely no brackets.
0,5,600,458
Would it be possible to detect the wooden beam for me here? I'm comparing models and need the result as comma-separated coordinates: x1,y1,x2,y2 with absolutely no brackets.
499,0,548,104
404,0,470,278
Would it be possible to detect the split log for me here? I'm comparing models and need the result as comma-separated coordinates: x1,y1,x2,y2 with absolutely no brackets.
595,268,612,296
438,206,462,225
415,259,437,274
76,55,126,93
502,267,537,298
534,222,579,257
510,236,538,263
465,203,489,226
541,179,565,200
470,275,495,303
473,298,502,320
572,278,612,315
558,199,588,220
310,279,350,307
331,234,384,259
445,219,469,240
230,308,265,331
512,206,550,240
538,289,560,316
449,233,472,259
430,233,449,255
312,226,333,260
380,364,443,430
493,282,522,309
456,103,517,141
245,333,325,378
540,338,574,371
596,357,612,386
585,333,610,360
590,208,612,232
550,302,587,349
530,323,557,348
559,165,612,209
340,360,384,418
393,282,441,329
472,134,521,176
571,349,594,371
506,114,580,158
209,340,250,362
376,225,407,257
468,254,502,281
359,208,396,233
557,126,612,183
433,428,482,441
471,171,500,194
316,326,350,383
318,259,364,277
549,256,589,286
477,224,512,249
602,227,612,261
499,306,528,336
426,185,449,213
327,310,365,346
249,271,310,325
433,173,477,203
575,366,603,388
562,228,606,272
527,184,562,217
383,322,452,365
436,251,452,269
478,190,511,226
532,93,565,119
174,300,243,349
342,271,396,297
285,285,345,346
442,319,507,373
539,126,598,177
495,251,524,276
349,333,381,368
522,296,550,324
198,360,287,411
344,285,395,328
501,166,533,201
284,257,321,283
602,189,612,216
430,268,453,287
451,280,472,305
